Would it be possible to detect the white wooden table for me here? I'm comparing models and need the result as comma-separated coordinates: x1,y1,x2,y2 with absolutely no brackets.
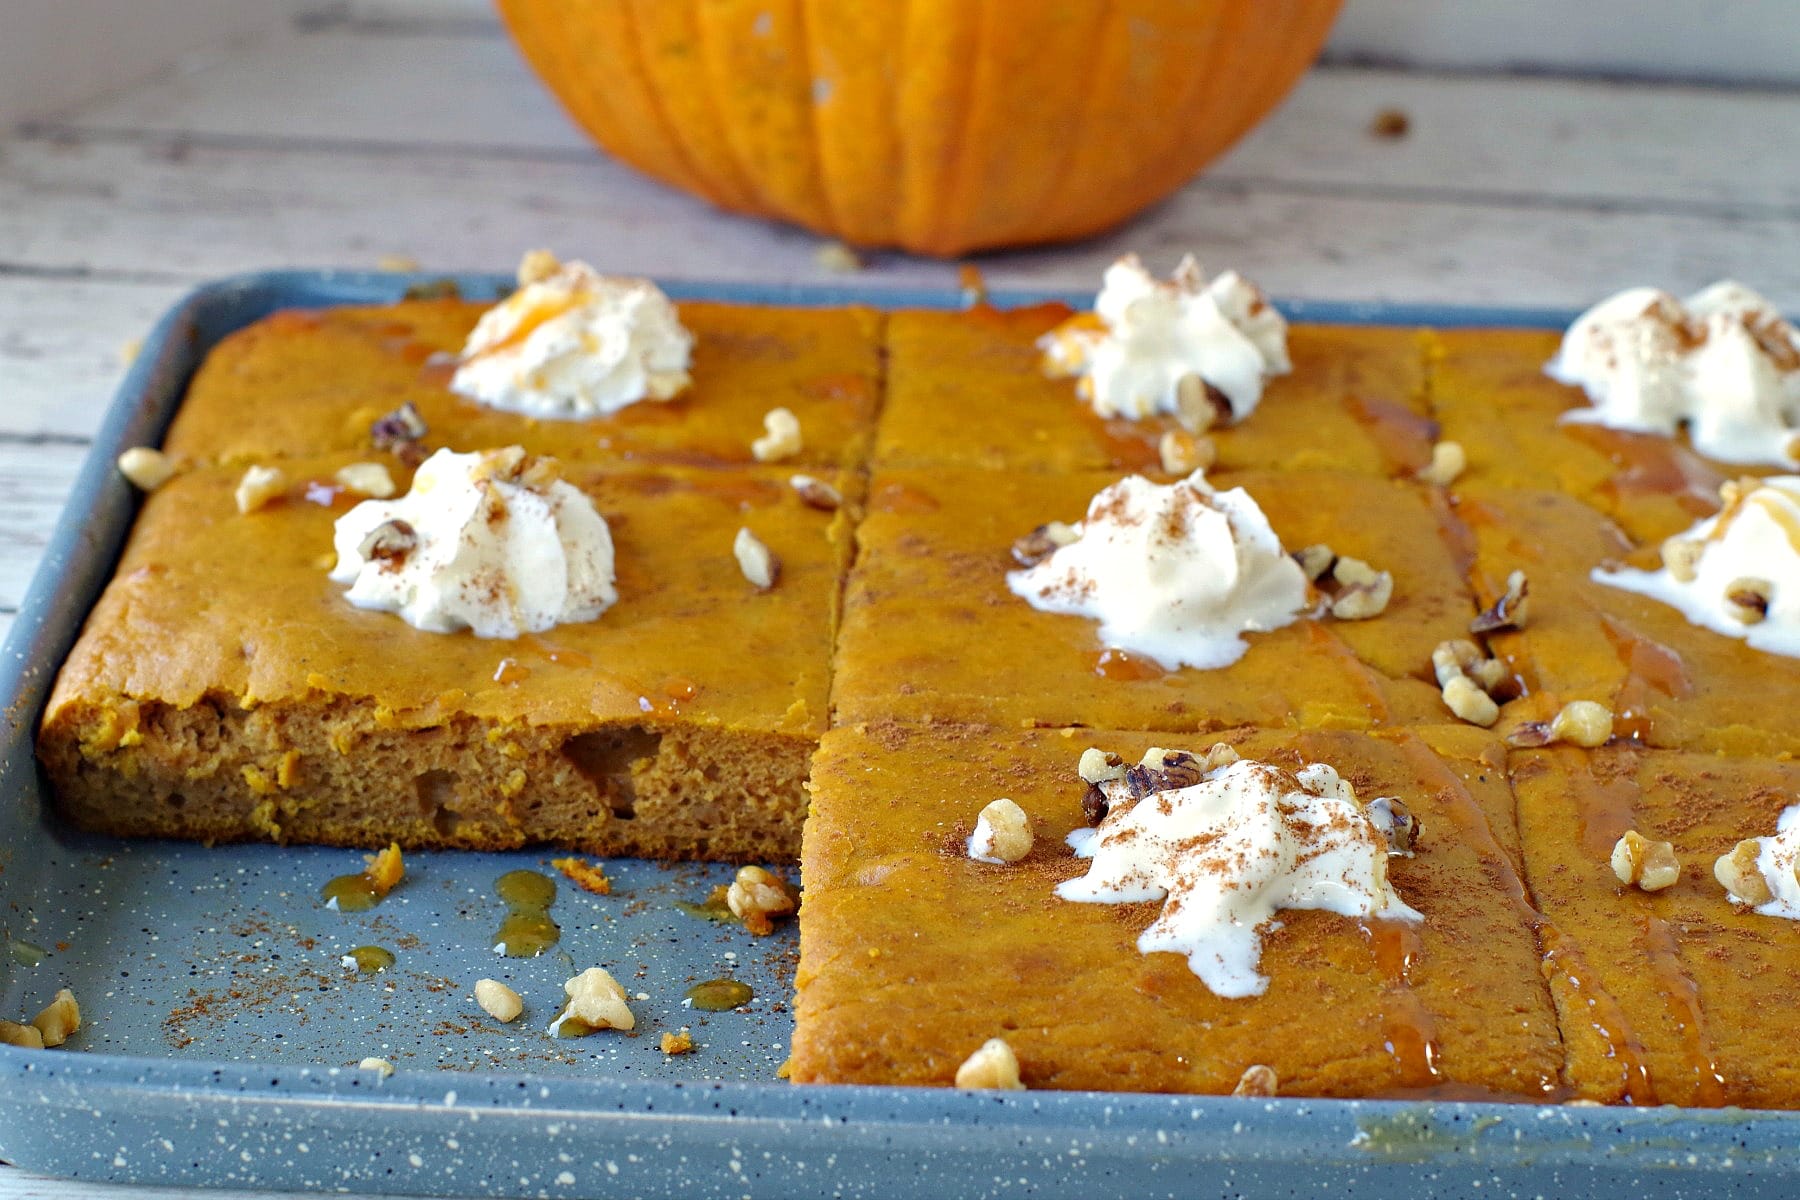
3,8,1799,1197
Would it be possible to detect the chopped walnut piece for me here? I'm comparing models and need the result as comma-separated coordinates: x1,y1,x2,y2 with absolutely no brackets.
549,967,636,1036
1366,796,1419,852
751,406,804,462
789,474,842,511
1011,520,1080,567
1431,638,1480,687
1080,783,1110,826
234,464,287,514
970,798,1034,864
1200,742,1241,773
1232,1063,1279,1098
474,979,523,1024
1611,830,1680,892
1292,543,1336,583
1416,440,1466,486
954,1037,1026,1090
727,865,797,935
1724,577,1772,625
358,1056,395,1077
734,527,780,591
362,843,406,896
1661,536,1704,584
1471,570,1530,633
1508,700,1614,749
117,446,177,491
1441,674,1499,727
1369,108,1410,140
516,248,560,287
1551,700,1614,747
551,856,613,896
1328,556,1394,620
660,1029,696,1056
1077,747,1127,786
357,519,417,568
30,988,80,1047
1140,746,1205,791
335,461,397,499
370,401,429,465
813,241,864,273
1174,373,1229,433
0,1020,44,1049
1158,430,1215,476
1715,839,1775,906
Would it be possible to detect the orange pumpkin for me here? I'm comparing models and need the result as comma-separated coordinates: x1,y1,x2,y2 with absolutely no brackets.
496,0,1342,258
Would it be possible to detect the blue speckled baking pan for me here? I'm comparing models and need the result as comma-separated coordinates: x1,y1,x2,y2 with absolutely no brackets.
4,272,1795,1199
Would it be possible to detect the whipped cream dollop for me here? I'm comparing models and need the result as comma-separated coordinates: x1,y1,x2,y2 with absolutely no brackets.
1058,750,1420,998
1006,471,1307,670
1594,476,1800,658
450,252,693,418
1041,254,1290,426
1547,281,1800,466
330,446,617,639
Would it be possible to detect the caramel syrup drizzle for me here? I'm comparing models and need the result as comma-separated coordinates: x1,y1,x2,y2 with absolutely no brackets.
1390,736,1620,1101
1558,746,1725,1105
1360,918,1443,1089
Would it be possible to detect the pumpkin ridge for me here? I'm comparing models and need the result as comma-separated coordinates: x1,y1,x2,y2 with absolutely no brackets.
611,0,724,207
792,0,844,237
694,2,789,218
930,0,997,255
1032,0,1120,241
630,0,762,214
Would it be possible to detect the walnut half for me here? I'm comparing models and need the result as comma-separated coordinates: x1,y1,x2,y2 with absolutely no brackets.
1611,830,1680,892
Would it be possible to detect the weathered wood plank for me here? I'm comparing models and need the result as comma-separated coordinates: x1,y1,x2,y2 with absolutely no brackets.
0,277,187,439
2,135,1798,308
0,440,87,613
46,28,1800,215
0,438,86,615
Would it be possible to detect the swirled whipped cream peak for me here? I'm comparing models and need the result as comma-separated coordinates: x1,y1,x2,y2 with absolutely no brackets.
330,446,617,639
1547,281,1800,466
1059,746,1420,998
1041,253,1290,428
1006,471,1308,670
450,250,693,418
1594,475,1800,658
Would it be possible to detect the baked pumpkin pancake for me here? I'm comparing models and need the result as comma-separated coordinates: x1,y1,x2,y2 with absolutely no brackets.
1429,327,1775,549
832,466,1473,731
791,722,1563,1098
879,305,1434,477
161,298,884,471
1454,483,1800,757
1511,746,1800,1107
38,454,853,859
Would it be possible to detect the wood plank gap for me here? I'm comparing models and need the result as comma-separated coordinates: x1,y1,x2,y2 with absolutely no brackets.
17,125,1800,225
1315,53,1800,97
14,122,599,166
0,433,94,448
0,261,192,286
1201,175,1800,224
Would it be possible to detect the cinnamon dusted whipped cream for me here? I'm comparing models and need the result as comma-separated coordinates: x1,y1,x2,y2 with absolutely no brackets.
1548,281,1800,466
1058,750,1420,998
1005,471,1307,670
451,251,693,418
330,446,617,639
1594,476,1800,658
1041,254,1289,427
